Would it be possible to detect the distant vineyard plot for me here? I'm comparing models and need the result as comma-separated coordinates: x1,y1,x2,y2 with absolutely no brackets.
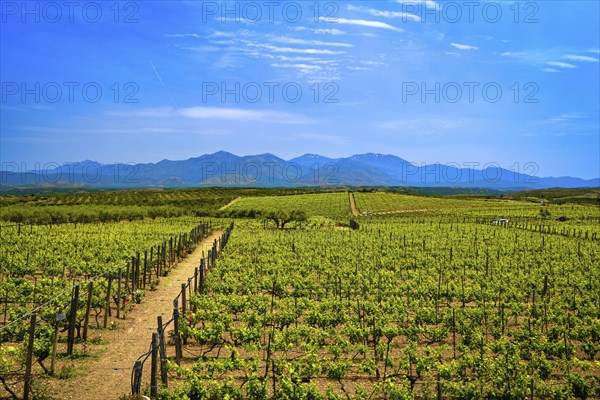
225,192,351,220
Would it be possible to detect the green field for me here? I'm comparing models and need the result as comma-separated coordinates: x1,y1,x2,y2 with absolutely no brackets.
0,187,598,399
171,217,599,399
224,192,351,221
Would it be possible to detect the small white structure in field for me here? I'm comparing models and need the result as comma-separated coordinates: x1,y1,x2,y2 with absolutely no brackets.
492,219,509,225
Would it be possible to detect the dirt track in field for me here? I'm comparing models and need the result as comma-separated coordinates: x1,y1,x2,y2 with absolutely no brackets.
46,231,223,400
218,197,241,211
348,192,359,216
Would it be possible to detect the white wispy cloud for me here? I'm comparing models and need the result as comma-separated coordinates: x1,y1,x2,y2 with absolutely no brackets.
272,37,353,48
247,42,345,55
209,31,237,38
109,107,313,124
541,112,587,124
501,49,597,73
271,63,323,71
562,54,599,62
501,51,527,58
546,61,577,69
293,27,346,35
164,33,201,38
450,43,478,51
320,17,402,32
347,5,420,22
274,56,319,62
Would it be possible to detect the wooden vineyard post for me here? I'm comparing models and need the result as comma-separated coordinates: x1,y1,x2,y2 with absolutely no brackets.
104,276,112,329
131,257,136,293
50,313,61,375
67,284,80,355
132,361,142,395
24,313,36,400
155,245,160,278
187,278,192,305
181,284,187,316
150,332,158,398
173,300,182,366
199,259,205,294
150,246,154,280
157,316,168,388
181,285,188,345
193,267,198,295
83,281,94,341
136,252,141,288
117,268,122,319
125,264,130,297
169,238,173,268
177,235,182,259
143,250,148,289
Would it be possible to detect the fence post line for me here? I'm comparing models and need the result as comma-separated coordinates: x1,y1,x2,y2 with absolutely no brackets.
67,284,80,355
143,250,148,289
150,332,159,398
50,313,60,375
125,263,130,296
181,283,187,318
136,252,141,288
157,316,168,388
104,276,112,329
83,281,94,340
173,300,182,365
23,313,36,400
117,268,122,319
131,256,136,293
187,278,192,304
200,259,205,294
132,361,142,395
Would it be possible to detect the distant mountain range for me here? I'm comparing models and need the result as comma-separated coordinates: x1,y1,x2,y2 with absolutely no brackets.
1,151,598,191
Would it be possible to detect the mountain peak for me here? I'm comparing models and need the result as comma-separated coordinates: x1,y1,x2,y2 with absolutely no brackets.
211,150,237,157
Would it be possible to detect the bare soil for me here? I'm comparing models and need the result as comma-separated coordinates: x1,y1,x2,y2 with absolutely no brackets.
348,192,359,217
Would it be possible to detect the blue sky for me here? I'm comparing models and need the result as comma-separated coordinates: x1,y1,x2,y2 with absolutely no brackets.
1,0,599,179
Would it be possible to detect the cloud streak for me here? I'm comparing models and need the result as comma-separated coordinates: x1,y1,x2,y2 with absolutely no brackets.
563,54,599,62
272,37,353,48
347,5,420,22
450,43,478,51
320,17,402,32
546,61,577,69
109,107,313,125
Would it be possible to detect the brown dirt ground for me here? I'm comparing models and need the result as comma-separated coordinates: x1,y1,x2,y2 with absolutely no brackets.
43,231,223,400
348,192,359,217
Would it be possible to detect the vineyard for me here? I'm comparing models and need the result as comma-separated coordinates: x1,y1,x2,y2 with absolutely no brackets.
0,188,599,399
0,216,216,399
156,215,599,399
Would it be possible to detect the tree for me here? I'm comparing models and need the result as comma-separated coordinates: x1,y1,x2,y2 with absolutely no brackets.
265,210,307,229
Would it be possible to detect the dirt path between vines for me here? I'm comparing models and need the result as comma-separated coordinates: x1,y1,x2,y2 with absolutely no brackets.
219,197,241,211
348,192,359,217
47,231,223,400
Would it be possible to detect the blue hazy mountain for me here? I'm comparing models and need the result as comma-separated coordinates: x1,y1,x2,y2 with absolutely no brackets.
1,152,598,190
